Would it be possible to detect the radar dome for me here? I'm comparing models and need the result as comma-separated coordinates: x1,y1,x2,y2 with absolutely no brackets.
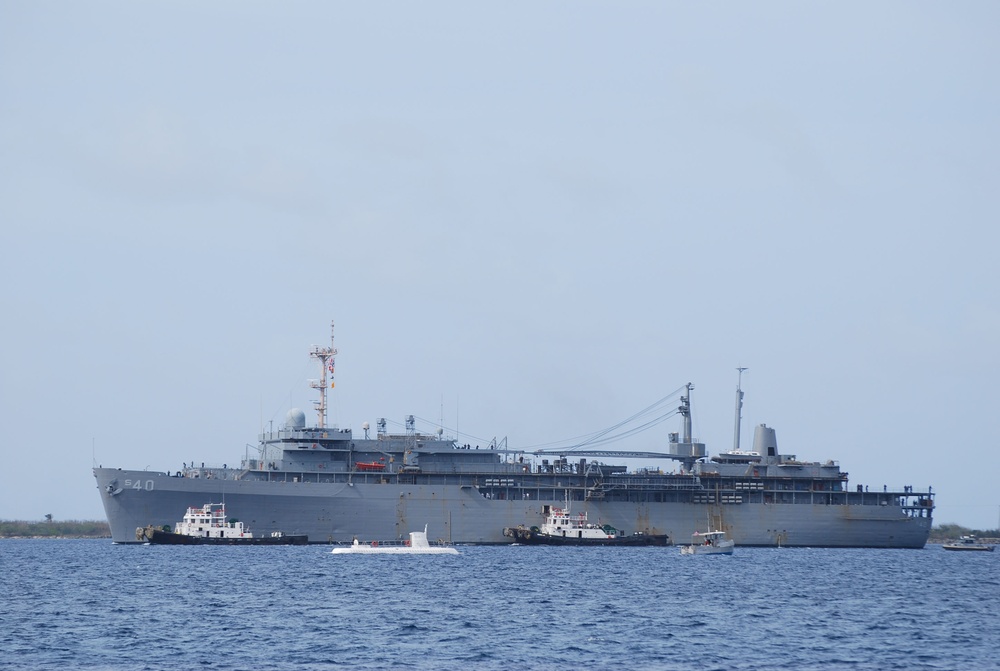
286,408,306,429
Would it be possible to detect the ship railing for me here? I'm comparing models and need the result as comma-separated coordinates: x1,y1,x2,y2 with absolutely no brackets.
179,464,238,480
259,428,352,442
606,478,705,491
848,485,935,497
579,481,705,495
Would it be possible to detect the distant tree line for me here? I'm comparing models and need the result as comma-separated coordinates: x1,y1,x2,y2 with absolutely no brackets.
0,520,111,538
928,523,999,542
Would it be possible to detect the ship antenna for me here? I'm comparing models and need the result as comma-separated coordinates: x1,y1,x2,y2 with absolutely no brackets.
309,321,338,428
733,367,748,452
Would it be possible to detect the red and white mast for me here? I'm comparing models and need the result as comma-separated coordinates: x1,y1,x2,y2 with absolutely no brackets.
309,321,337,428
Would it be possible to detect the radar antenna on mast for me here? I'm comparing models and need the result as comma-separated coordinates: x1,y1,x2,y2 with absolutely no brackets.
309,321,338,428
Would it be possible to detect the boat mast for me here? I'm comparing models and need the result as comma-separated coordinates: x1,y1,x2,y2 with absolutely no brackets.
309,321,338,428
733,367,747,452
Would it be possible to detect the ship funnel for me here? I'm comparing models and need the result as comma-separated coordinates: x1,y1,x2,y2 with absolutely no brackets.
752,424,778,457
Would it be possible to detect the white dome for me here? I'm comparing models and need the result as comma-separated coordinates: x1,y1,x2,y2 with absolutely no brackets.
286,408,306,429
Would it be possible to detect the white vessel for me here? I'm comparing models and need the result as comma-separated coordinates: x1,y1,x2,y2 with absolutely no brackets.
942,535,994,552
680,530,735,555
330,525,459,555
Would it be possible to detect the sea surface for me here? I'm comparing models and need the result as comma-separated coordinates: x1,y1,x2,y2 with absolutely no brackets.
1,540,997,670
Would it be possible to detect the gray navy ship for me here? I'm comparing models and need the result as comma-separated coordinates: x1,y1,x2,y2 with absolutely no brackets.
94,324,935,547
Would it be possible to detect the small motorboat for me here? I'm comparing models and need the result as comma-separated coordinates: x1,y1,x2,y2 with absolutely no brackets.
943,535,994,552
330,525,459,555
680,530,735,555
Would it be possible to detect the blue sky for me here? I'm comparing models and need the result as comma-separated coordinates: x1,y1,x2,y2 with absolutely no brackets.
2,2,998,530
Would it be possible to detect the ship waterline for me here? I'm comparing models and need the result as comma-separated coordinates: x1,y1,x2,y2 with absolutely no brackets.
94,324,934,547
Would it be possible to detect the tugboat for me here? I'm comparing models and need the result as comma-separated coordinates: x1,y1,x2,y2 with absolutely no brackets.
137,503,307,545
680,530,735,555
942,535,995,552
330,524,459,555
503,504,669,546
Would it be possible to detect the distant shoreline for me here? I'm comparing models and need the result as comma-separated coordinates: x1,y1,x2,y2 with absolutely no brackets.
0,521,111,539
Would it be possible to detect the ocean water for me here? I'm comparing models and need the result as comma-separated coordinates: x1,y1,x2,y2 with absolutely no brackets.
1,540,997,670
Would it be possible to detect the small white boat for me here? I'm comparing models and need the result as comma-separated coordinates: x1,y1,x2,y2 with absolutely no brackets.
330,525,459,555
680,530,735,555
943,535,994,552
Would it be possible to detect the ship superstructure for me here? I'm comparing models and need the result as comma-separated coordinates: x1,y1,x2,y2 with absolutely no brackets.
94,324,934,547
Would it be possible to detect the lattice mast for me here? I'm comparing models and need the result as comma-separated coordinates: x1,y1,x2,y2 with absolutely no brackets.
309,321,337,428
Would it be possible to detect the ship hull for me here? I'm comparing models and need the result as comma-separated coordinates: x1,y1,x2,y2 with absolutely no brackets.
95,468,932,548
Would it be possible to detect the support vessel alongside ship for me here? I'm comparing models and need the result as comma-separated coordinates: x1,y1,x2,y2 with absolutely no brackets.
503,504,669,546
95,322,935,548
137,503,307,545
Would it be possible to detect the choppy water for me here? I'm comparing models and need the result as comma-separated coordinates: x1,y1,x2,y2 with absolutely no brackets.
1,540,997,670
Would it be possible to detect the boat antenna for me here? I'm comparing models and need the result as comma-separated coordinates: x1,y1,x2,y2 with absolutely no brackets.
309,321,338,428
733,367,747,452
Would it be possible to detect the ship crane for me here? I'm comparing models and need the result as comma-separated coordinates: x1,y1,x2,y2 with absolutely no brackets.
533,383,699,464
